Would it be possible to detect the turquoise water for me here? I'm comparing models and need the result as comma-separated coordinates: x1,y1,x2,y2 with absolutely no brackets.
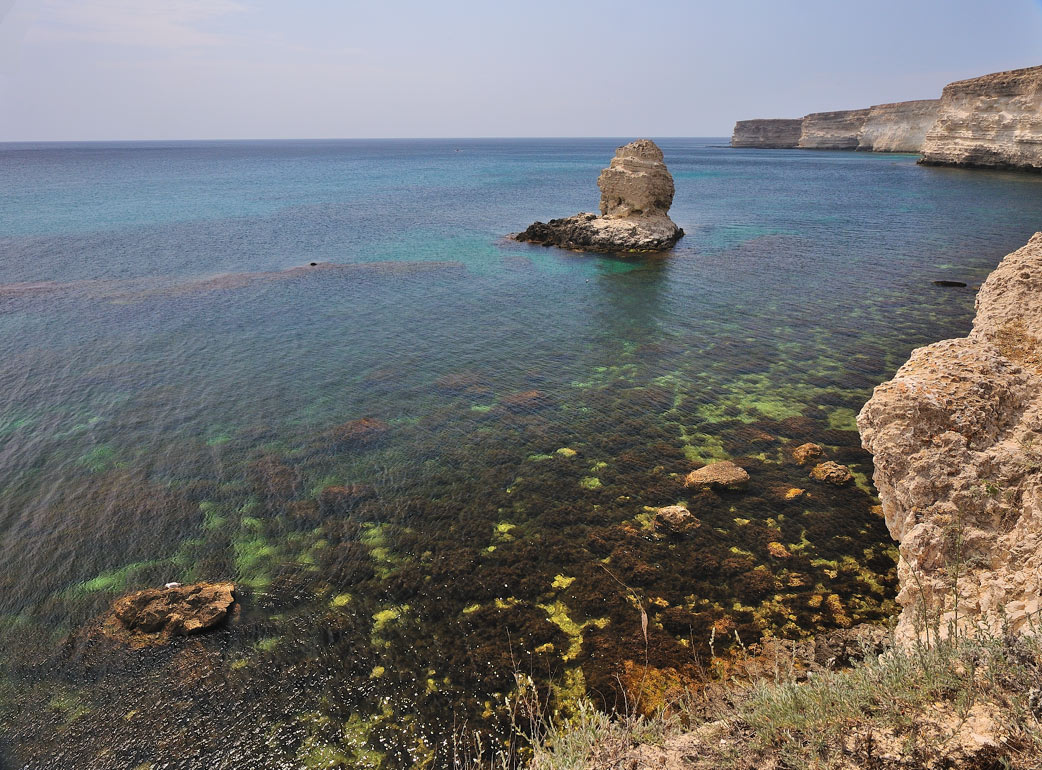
2,138,1042,768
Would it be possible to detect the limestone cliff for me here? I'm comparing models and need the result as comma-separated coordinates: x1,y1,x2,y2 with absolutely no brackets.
858,233,1042,644
798,109,870,150
920,65,1042,171
730,119,802,149
513,140,683,253
857,99,940,153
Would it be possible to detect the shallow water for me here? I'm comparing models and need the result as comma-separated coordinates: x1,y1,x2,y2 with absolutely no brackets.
2,138,1042,768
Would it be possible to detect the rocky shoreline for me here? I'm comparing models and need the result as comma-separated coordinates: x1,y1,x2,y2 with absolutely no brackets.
859,232,1042,644
731,64,1042,171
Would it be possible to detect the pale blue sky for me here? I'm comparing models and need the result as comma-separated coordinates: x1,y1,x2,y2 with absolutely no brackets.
1,0,1041,141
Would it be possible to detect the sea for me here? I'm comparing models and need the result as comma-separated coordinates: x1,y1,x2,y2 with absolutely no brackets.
1,138,1041,769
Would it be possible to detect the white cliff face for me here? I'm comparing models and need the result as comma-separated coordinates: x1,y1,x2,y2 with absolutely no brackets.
920,65,1042,171
858,233,1042,644
797,110,870,150
857,100,940,153
730,119,803,149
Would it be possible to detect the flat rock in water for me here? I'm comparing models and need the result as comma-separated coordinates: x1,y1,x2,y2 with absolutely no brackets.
684,461,749,490
105,581,236,646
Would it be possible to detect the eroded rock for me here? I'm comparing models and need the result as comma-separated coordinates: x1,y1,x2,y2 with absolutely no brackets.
792,442,824,466
809,461,853,486
684,461,749,490
513,140,683,254
105,582,236,646
653,504,700,534
859,232,1042,643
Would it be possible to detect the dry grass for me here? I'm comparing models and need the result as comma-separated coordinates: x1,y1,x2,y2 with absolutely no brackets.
514,627,1042,770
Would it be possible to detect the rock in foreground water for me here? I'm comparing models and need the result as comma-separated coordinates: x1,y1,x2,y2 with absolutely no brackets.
684,460,749,490
105,581,236,645
513,139,683,254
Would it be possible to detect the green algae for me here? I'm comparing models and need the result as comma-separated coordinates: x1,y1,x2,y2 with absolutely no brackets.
579,476,602,490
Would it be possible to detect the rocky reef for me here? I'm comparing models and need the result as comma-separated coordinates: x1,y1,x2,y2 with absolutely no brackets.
797,109,871,150
513,139,683,253
859,233,1042,643
730,119,802,149
920,65,1042,171
857,99,940,153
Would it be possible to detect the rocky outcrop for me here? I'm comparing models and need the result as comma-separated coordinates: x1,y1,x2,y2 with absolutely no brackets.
104,581,236,646
513,140,683,253
858,233,1042,644
920,65,1042,171
857,99,940,152
798,109,870,150
730,119,803,149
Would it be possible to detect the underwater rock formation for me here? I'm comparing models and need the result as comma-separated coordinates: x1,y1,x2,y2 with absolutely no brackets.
792,442,824,466
920,65,1042,171
857,99,941,153
809,461,853,486
105,582,236,645
513,139,683,253
684,461,749,490
859,232,1042,643
797,109,871,150
653,504,699,534
730,119,803,148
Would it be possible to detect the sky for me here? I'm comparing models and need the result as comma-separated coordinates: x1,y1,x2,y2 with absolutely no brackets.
1,0,1041,141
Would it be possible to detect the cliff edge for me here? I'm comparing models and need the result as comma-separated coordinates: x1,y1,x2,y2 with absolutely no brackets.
731,119,802,149
857,99,940,153
920,65,1042,171
513,140,683,254
859,233,1042,644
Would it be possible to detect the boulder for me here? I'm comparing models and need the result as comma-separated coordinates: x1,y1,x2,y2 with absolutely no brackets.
513,140,683,254
792,442,824,466
653,504,700,534
809,461,853,485
684,461,749,490
106,582,235,645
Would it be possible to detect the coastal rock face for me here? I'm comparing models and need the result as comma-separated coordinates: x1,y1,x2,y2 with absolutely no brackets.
105,581,236,645
513,139,683,253
920,65,1042,171
798,109,870,150
857,99,941,153
730,119,803,149
858,233,1042,644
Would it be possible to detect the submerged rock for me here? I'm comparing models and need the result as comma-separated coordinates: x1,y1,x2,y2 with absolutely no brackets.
513,139,683,254
792,442,824,466
326,417,390,447
809,461,853,486
105,582,236,645
684,461,749,490
653,504,700,534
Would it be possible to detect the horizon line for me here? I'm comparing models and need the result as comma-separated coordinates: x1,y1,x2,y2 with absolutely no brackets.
0,135,732,145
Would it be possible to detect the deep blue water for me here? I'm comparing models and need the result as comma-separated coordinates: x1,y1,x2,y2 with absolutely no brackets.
1,138,1041,769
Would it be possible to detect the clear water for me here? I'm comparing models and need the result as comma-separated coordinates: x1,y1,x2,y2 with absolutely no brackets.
1,138,1041,768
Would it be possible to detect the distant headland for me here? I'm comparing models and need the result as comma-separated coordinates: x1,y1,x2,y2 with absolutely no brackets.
732,64,1042,172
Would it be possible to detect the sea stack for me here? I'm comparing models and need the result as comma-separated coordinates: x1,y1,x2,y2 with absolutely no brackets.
513,139,683,254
